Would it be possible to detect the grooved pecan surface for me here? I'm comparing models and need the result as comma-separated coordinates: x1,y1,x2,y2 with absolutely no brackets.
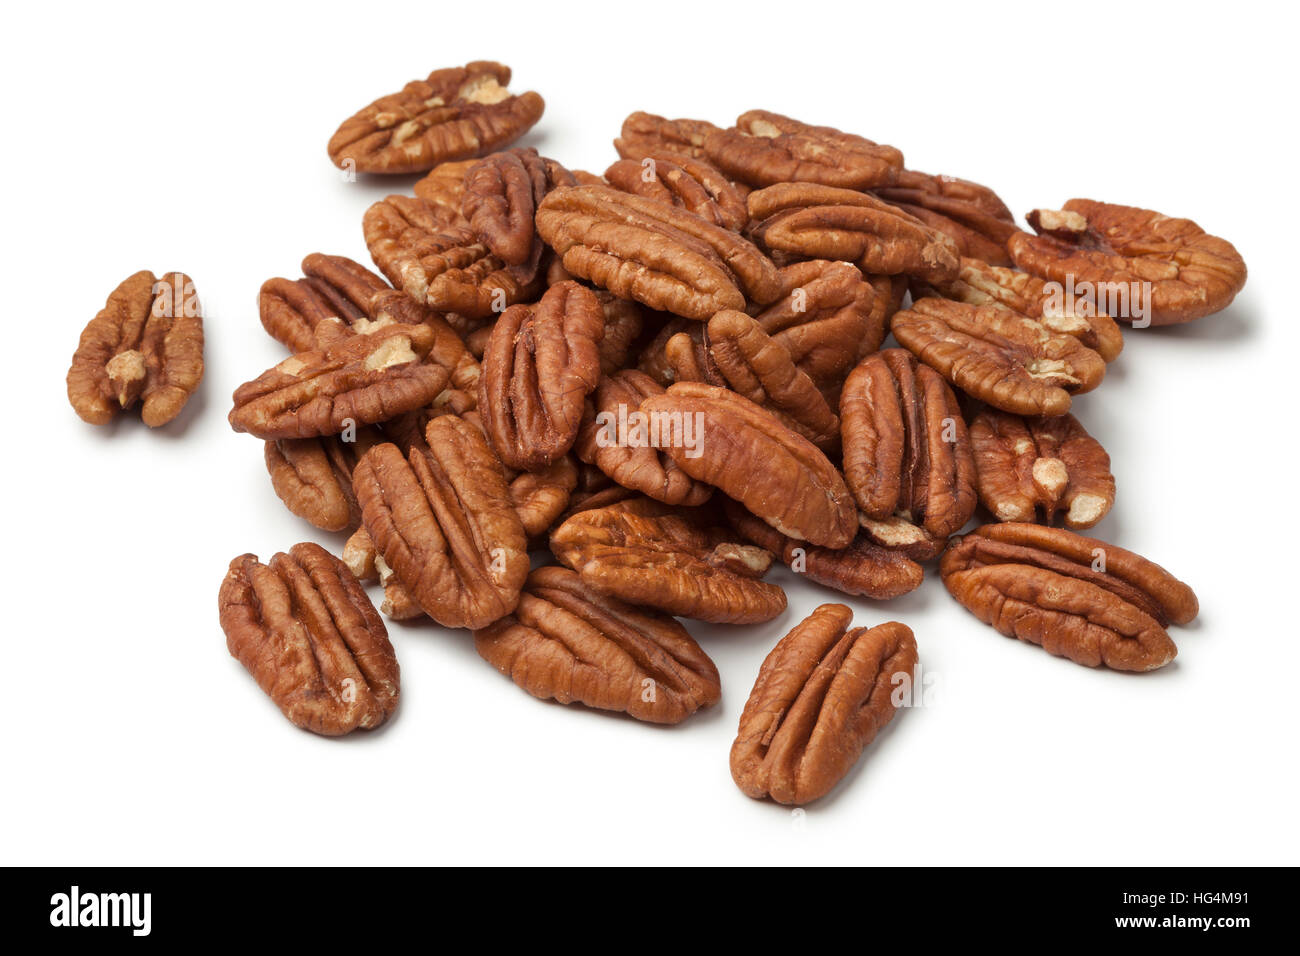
510,454,579,540
605,153,747,231
327,61,544,174
478,281,605,470
462,147,574,266
613,111,721,161
891,298,1106,417
259,254,390,352
940,523,1198,671
264,428,384,532
1008,199,1247,326
219,543,399,735
473,566,721,723
412,159,477,222
229,324,447,439
705,111,903,189
731,603,917,804
68,270,204,427
592,291,644,375
874,170,1018,266
969,409,1114,529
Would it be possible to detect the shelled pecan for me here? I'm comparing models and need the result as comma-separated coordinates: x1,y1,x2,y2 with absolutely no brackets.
264,428,384,532
704,111,903,189
613,111,721,161
604,153,747,231
462,147,574,266
874,170,1018,266
412,159,477,222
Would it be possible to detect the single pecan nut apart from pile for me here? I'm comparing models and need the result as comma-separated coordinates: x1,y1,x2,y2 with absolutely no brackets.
353,416,529,629
704,110,903,189
891,298,1107,417
1008,200,1246,326
534,184,780,319
604,153,747,231
473,567,721,724
327,61,544,175
263,428,384,532
550,498,786,624
229,324,447,439
639,383,858,548
68,270,204,427
731,603,917,804
462,147,574,266
874,170,1019,267
940,523,1198,671
969,408,1114,529
219,543,399,736
612,111,721,161
478,280,605,470
748,183,960,283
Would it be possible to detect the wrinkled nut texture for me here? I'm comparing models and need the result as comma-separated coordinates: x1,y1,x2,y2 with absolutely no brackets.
550,498,786,624
970,409,1114,530
940,523,1198,671
264,428,383,532
891,298,1106,417
258,254,392,352
705,111,903,189
874,170,1018,266
412,159,477,222
1009,199,1247,326
462,147,574,266
478,281,605,470
535,184,780,320
613,111,721,161
219,543,399,735
229,324,447,439
748,183,960,283
593,291,644,375
68,270,204,427
353,417,529,629
473,567,721,724
731,604,917,804
328,61,544,174
640,383,857,548
510,454,579,539
604,153,747,231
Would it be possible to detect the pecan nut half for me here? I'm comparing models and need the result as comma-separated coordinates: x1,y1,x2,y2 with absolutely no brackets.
1008,199,1247,326
258,254,390,352
940,523,1198,671
704,111,903,189
478,281,605,470
510,454,580,540
462,147,574,266
613,111,721,161
604,153,747,231
264,428,384,532
219,543,399,735
473,566,721,724
68,270,204,427
353,416,529,629
327,61,544,174
874,170,1018,267
731,604,917,804
229,324,447,439
891,297,1107,417
412,159,477,222
970,408,1114,529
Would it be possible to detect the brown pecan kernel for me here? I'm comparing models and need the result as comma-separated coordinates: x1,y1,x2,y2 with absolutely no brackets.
412,159,477,222
890,298,1107,417
969,409,1114,529
327,61,544,175
731,604,917,804
705,111,903,189
68,270,204,427
219,543,399,736
613,111,721,161
462,147,574,266
874,170,1018,266
258,255,391,352
940,523,1198,671
510,455,579,540
478,281,605,470
474,566,721,723
604,153,747,232
229,324,447,440
264,428,383,532
593,291,644,376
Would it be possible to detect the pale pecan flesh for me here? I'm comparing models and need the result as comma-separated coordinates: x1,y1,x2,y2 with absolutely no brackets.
891,297,1107,417
705,111,903,189
969,408,1114,529
478,281,605,470
229,324,447,440
264,428,384,532
327,61,544,174
604,153,747,231
219,543,399,736
940,523,1198,671
874,170,1018,266
473,566,721,724
462,147,574,266
1008,199,1247,326
731,603,917,804
68,270,204,427
613,111,721,161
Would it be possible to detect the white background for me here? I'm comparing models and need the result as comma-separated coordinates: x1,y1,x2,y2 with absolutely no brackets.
2,0,1295,866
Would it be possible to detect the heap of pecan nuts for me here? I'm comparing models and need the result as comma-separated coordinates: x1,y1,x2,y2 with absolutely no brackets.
71,61,1246,806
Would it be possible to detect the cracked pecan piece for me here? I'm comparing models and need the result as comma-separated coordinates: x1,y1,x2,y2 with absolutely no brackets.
327,61,544,175
550,498,785,625
478,281,605,471
68,270,204,427
1008,199,1247,326
353,416,529,629
462,147,575,266
474,566,721,724
229,324,447,440
613,111,721,161
748,183,960,283
941,523,1198,671
219,543,399,736
264,428,384,532
840,349,977,557
731,604,917,804
604,153,747,231
704,111,903,189
535,184,781,319
891,297,1107,417
969,408,1114,530
874,170,1018,267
